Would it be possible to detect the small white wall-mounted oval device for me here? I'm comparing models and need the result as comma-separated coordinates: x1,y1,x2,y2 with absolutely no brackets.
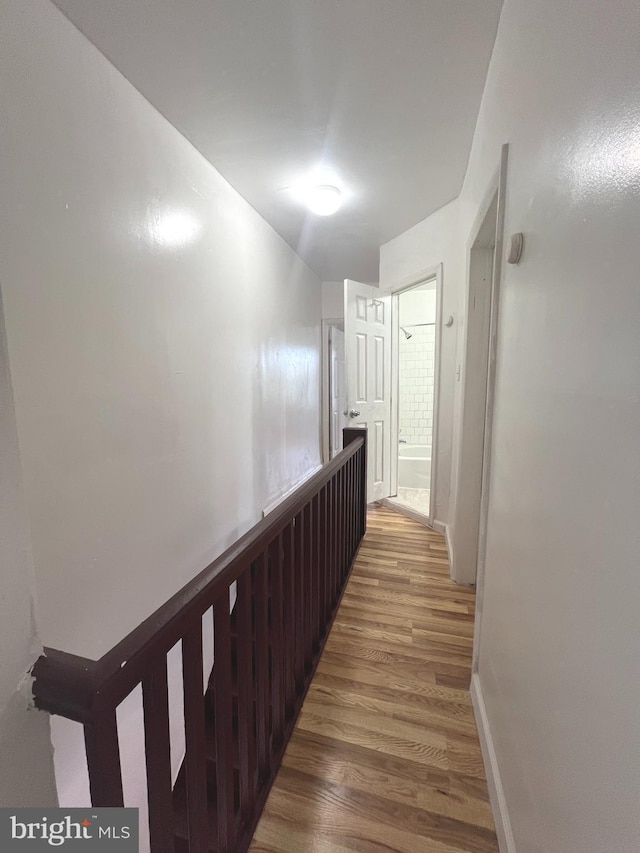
507,232,524,264
444,315,454,327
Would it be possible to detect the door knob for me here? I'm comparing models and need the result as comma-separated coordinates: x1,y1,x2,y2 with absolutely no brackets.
349,409,361,418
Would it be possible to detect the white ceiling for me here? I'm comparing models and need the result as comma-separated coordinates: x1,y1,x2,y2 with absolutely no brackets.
52,0,502,281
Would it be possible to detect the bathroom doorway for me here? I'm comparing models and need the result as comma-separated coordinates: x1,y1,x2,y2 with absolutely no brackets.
386,273,441,524
321,319,348,462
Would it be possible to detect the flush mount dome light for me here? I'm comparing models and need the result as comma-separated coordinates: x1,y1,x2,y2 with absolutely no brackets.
306,184,342,216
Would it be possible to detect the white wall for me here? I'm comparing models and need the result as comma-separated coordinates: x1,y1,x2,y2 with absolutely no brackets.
396,0,640,850
0,290,58,808
0,0,322,659
380,200,461,525
322,281,344,319
0,0,322,835
397,287,437,328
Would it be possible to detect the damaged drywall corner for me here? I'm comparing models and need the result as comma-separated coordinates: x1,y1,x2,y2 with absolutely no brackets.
0,670,58,808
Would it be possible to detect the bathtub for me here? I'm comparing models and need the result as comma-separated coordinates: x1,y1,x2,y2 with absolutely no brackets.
398,444,431,489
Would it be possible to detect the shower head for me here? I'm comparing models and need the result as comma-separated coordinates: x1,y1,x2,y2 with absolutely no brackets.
400,327,412,340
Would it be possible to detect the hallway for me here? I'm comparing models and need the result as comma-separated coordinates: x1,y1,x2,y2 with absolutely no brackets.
250,506,498,852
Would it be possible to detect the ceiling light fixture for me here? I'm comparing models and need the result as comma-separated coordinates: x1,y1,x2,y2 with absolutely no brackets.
305,185,342,216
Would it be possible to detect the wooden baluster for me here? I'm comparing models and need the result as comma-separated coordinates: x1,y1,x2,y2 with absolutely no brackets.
311,495,320,649
323,489,328,638
344,457,350,568
350,455,356,560
354,455,359,555
360,440,367,539
357,451,362,546
182,625,210,853
351,453,357,551
327,476,333,609
253,554,270,780
318,486,328,635
339,467,345,585
352,455,358,558
213,591,235,853
142,659,174,853
338,468,347,580
345,456,352,565
282,522,296,717
356,447,362,541
308,500,315,652
325,480,332,619
346,462,352,577
236,570,256,828
293,513,305,691
269,535,285,748
345,464,350,578
84,710,124,807
332,473,339,605
315,493,323,643
303,503,313,671
345,456,351,563
353,448,358,541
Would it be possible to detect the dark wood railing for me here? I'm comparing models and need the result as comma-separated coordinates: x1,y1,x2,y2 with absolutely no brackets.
32,428,367,853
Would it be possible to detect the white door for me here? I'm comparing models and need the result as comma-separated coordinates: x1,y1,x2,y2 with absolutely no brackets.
329,326,347,458
344,280,392,503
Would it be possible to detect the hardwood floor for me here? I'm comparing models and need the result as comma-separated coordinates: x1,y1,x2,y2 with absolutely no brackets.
250,506,498,853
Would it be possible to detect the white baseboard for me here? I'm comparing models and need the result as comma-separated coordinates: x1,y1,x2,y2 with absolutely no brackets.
445,524,454,573
470,673,517,853
432,520,456,581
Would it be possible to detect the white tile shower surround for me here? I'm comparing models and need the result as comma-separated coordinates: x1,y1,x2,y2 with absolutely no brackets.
398,324,435,446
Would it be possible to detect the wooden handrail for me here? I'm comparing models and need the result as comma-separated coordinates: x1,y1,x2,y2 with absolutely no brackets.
33,428,367,853
34,433,365,713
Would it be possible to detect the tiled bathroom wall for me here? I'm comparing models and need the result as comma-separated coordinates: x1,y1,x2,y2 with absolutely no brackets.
398,324,435,447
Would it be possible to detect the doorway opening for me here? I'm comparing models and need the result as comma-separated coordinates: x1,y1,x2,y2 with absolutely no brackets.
385,272,441,525
452,192,498,582
321,319,347,462
452,144,509,610
465,144,509,678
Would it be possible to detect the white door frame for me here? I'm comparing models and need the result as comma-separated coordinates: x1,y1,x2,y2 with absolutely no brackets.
451,193,498,583
320,317,344,464
389,264,443,527
472,143,509,672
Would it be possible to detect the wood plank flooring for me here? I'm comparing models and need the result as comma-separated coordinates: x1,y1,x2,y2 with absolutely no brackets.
249,506,498,853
